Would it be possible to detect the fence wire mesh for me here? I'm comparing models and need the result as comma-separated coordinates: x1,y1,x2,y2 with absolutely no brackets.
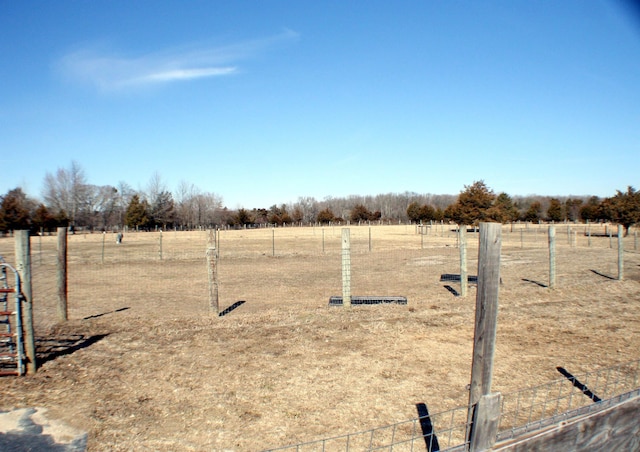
266,405,469,452
497,358,640,442
266,359,640,451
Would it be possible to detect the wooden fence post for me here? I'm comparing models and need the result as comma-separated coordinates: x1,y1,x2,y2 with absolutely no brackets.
57,227,68,322
342,228,351,307
206,229,219,314
459,225,468,297
15,230,36,374
467,222,502,449
618,225,624,281
469,392,502,452
549,226,556,289
520,229,523,249
101,232,105,264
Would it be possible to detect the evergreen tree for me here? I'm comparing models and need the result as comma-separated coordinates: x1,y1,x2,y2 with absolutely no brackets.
406,202,422,223
446,181,496,225
487,193,519,223
564,198,583,222
523,201,543,222
579,196,601,222
150,191,176,229
32,204,57,233
234,208,253,226
291,206,304,224
0,188,32,233
546,198,563,222
316,208,335,224
601,186,640,236
125,195,150,230
350,204,374,222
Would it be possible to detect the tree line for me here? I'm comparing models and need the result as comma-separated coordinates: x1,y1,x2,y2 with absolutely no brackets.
0,162,638,235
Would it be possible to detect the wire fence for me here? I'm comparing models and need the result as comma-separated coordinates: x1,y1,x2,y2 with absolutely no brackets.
265,358,640,451
0,222,637,333
497,359,640,441
266,404,470,452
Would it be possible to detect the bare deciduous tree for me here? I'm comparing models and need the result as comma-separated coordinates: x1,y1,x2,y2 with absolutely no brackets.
42,161,88,225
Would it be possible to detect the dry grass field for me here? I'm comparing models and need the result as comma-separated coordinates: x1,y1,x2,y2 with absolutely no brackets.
1,224,639,450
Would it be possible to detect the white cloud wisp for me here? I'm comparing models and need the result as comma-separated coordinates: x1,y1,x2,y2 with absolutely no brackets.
57,30,299,92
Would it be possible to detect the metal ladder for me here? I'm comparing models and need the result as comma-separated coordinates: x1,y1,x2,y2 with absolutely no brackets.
0,256,25,376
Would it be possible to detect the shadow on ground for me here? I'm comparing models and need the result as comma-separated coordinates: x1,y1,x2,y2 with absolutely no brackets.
219,300,246,317
36,334,109,366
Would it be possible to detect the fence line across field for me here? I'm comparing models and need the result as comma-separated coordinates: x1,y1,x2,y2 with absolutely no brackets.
2,223,637,317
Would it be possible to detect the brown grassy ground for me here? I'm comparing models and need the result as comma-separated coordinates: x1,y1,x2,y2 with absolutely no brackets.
1,224,639,451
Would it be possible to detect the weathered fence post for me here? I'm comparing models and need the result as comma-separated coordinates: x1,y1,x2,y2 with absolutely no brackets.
520,229,523,249
101,232,105,264
15,230,36,374
159,230,163,260
322,227,325,253
549,226,556,289
206,229,219,314
272,228,275,257
467,222,502,450
618,225,624,281
57,227,68,322
469,392,502,452
38,228,43,265
368,226,372,252
459,225,468,297
341,228,351,307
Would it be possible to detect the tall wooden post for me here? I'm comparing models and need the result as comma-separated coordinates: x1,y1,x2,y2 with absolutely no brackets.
549,226,556,289
159,230,163,260
341,228,351,307
101,232,106,264
618,225,624,281
206,229,219,314
57,227,68,322
467,223,502,449
520,229,523,249
15,230,36,374
459,225,468,297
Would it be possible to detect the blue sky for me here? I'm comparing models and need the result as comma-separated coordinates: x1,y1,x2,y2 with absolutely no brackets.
1,1,639,208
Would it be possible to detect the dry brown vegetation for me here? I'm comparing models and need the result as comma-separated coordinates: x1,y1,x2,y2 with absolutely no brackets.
1,224,639,450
